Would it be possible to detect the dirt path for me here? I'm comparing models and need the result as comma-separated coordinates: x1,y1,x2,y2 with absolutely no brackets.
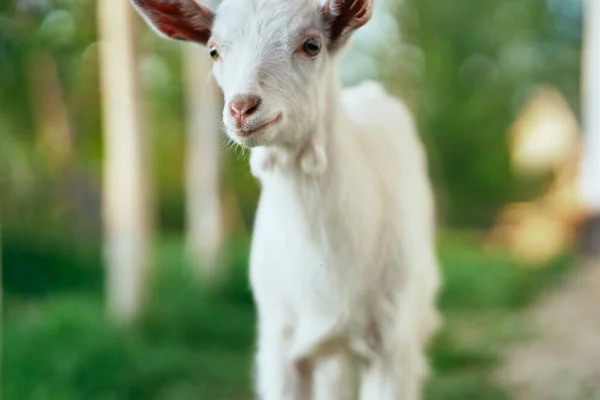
496,260,600,400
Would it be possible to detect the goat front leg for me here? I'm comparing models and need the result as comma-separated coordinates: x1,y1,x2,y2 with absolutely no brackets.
255,321,313,400
313,352,352,400
359,349,424,400
358,320,426,400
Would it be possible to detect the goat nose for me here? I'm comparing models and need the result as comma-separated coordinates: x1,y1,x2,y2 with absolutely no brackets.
229,95,261,123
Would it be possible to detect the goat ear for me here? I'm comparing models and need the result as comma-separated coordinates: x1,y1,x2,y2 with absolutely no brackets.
324,0,373,48
131,0,214,44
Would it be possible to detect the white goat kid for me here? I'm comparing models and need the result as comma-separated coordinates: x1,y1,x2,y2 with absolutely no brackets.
132,0,442,398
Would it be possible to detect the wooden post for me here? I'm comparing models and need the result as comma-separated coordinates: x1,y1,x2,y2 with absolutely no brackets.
581,0,600,211
183,0,223,279
580,0,600,255
98,0,151,322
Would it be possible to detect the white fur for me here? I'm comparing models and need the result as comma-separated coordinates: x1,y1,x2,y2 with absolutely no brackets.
248,79,442,400
134,0,442,398
215,2,442,399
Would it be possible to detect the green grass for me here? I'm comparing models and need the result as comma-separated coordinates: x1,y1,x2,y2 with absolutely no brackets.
2,232,573,399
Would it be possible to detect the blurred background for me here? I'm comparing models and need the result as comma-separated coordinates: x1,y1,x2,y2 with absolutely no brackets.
2,0,599,398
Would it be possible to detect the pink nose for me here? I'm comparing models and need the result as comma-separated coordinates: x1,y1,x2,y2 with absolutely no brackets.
229,95,261,124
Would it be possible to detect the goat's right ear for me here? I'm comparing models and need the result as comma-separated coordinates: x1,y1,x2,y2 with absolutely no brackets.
323,0,373,50
131,0,214,44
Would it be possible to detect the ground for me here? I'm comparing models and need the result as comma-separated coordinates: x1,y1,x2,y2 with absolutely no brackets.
496,259,600,400
2,232,577,399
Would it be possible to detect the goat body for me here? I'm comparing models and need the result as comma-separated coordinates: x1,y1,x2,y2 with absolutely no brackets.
131,0,441,398
249,80,441,400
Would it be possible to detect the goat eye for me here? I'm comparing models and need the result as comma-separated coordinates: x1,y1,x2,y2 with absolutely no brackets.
209,47,219,60
302,38,321,56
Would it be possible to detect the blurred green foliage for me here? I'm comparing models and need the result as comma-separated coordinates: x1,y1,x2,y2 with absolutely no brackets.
436,232,574,311
3,235,573,399
0,0,584,238
2,230,102,297
397,0,582,225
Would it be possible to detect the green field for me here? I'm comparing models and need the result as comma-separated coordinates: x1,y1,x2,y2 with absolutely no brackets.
3,232,572,400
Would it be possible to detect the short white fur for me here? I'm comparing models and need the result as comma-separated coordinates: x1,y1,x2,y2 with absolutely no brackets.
132,0,442,398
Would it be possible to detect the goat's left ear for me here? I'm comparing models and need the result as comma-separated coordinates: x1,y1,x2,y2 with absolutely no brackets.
131,0,214,44
323,0,373,49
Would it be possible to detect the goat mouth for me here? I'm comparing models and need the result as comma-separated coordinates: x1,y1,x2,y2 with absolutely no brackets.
235,114,282,137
